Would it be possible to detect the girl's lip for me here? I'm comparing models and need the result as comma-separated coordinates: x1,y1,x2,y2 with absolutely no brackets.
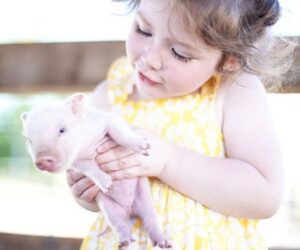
138,72,159,86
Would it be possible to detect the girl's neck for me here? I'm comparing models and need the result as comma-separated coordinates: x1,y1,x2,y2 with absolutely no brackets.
127,86,156,102
127,86,142,101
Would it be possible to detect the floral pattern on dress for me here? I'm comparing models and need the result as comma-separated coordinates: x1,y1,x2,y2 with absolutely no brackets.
80,57,267,250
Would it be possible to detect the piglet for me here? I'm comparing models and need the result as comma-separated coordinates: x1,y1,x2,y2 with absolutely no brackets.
21,93,171,249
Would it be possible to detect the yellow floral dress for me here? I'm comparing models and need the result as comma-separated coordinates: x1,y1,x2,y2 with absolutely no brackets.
80,57,266,250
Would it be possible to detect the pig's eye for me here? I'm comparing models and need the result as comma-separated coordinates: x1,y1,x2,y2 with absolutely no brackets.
59,128,66,134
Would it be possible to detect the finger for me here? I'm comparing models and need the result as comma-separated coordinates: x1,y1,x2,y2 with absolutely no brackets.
97,138,118,154
110,165,144,180
95,145,135,165
98,134,113,146
100,153,141,172
71,176,95,196
98,135,110,145
66,169,86,186
80,185,100,203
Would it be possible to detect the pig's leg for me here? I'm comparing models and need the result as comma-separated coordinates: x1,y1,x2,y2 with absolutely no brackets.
74,159,112,193
107,115,150,155
132,178,172,248
95,192,134,249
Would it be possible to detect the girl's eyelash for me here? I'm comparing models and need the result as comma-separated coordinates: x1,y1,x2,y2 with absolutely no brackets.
135,22,191,63
135,24,152,37
171,48,191,63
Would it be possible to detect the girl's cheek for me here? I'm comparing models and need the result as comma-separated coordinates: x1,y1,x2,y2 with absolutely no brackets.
165,71,181,90
126,32,137,56
126,32,144,61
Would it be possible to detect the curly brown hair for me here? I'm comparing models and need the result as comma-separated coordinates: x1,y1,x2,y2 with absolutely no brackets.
113,0,298,91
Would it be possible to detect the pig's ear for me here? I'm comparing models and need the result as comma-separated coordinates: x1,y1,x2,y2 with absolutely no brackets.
20,112,29,123
66,93,86,115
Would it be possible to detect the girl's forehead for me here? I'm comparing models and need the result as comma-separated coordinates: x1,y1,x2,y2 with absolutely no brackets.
138,0,208,50
138,0,187,34
138,0,173,17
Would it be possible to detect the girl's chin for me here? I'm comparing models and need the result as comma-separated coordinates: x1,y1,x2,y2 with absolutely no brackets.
136,85,168,100
133,73,166,100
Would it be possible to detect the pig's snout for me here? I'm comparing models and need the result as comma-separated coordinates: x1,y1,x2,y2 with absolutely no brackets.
35,156,56,171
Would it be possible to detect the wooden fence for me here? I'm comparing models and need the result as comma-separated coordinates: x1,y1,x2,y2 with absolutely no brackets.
0,40,299,93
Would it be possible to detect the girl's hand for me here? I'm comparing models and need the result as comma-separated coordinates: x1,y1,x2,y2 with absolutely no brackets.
95,132,171,180
66,169,100,211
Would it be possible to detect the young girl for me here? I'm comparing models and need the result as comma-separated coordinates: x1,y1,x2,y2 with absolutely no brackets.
67,0,296,249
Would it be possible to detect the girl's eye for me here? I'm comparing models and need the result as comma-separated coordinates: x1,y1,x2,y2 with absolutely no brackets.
59,128,66,134
135,24,152,37
171,48,191,63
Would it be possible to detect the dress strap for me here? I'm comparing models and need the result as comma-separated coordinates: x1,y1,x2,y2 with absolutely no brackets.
200,74,221,101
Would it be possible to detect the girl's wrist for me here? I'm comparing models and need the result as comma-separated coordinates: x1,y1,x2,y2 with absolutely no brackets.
157,139,175,180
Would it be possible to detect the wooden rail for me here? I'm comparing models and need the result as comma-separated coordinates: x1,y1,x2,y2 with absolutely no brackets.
0,41,126,93
0,232,298,250
0,233,82,250
0,41,299,93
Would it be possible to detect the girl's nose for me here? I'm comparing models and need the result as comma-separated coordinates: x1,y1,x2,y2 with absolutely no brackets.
141,44,163,71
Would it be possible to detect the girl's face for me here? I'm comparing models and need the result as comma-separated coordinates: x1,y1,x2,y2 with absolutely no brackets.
126,0,222,100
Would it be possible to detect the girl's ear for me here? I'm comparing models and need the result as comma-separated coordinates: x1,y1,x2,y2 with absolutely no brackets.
20,112,29,135
66,93,86,115
20,112,29,123
222,55,240,72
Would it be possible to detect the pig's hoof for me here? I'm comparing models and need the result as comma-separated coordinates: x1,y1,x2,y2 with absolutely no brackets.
102,186,112,194
102,183,113,194
107,185,113,192
140,137,151,156
118,238,134,249
142,150,150,156
99,175,113,193
154,239,172,249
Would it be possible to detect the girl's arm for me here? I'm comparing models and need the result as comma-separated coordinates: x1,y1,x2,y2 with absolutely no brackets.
80,73,282,218
159,73,283,219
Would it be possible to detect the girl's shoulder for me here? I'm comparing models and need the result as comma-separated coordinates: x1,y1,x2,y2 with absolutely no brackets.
106,57,132,81
90,57,133,111
216,72,267,127
90,80,111,112
222,72,267,106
